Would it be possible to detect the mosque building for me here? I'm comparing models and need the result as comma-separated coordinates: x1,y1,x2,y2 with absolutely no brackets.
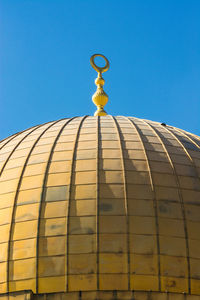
0,54,200,300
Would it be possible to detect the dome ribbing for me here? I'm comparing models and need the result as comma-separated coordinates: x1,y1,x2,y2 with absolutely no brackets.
0,116,200,298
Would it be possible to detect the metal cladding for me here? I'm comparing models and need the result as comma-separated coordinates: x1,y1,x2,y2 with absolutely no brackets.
0,116,200,297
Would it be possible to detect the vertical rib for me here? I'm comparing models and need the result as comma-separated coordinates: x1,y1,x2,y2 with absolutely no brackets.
111,116,130,290
142,119,191,293
66,116,88,291
6,119,62,292
126,117,161,291
35,117,76,293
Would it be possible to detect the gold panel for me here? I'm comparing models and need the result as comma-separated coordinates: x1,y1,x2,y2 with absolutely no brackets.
75,159,96,171
40,218,67,236
23,163,46,177
45,186,69,202
160,255,188,277
10,238,36,260
68,274,97,291
130,254,158,275
9,279,36,293
130,234,157,254
161,276,188,293
47,173,70,187
99,274,128,290
0,262,7,283
0,179,19,194
0,225,10,243
41,201,68,218
68,234,96,254
158,218,185,237
14,203,39,222
17,188,42,205
70,200,96,216
69,216,96,235
39,236,66,256
0,243,8,262
49,161,71,173
128,199,154,216
99,199,126,215
38,276,65,293
12,220,38,240
159,236,186,257
99,234,127,253
129,216,156,234
0,192,15,209
0,207,12,225
68,254,96,274
130,274,159,291
99,253,128,273
99,216,126,233
38,256,65,277
20,175,44,190
9,258,36,280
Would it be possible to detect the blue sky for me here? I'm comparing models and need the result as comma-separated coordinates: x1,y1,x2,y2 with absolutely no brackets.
1,0,200,140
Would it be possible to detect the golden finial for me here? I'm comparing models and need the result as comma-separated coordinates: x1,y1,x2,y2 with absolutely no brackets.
90,54,110,116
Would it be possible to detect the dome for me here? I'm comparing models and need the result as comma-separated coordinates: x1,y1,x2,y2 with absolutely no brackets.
0,115,200,300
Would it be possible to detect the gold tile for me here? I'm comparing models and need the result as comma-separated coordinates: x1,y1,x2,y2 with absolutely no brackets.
68,234,96,254
9,258,36,280
17,188,42,205
99,184,124,198
126,171,151,185
99,216,126,233
20,175,44,190
187,221,200,240
38,256,65,277
24,163,46,177
99,171,123,184
0,192,15,209
75,160,96,172
74,171,96,185
52,151,72,162
47,173,70,187
152,173,177,187
188,239,200,259
99,234,127,253
0,243,8,262
161,276,188,293
49,161,71,173
130,274,159,291
130,234,157,254
0,207,12,225
124,159,148,171
68,254,96,274
128,199,154,216
40,218,67,236
129,216,156,234
12,220,37,240
158,218,185,237
31,144,52,154
71,185,96,199
178,176,200,190
0,225,10,243
157,201,182,219
0,179,18,194
0,282,7,293
76,149,96,160
39,236,66,256
190,258,200,279
185,204,200,221
191,278,200,294
70,200,96,216
68,274,97,291
0,262,7,283
130,254,158,275
99,274,128,290
41,201,68,218
9,279,36,293
160,255,188,277
99,253,128,273
100,159,122,171
100,149,121,159
28,153,49,165
0,167,22,181
160,236,186,257
155,186,180,202
99,199,126,215
38,276,65,293
127,184,153,199
69,216,96,235
10,238,36,260
45,186,69,202
14,203,39,222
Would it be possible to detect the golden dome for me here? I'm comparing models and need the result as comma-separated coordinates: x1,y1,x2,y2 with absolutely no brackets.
0,115,200,300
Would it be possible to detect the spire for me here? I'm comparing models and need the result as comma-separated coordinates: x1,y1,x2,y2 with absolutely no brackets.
90,54,110,116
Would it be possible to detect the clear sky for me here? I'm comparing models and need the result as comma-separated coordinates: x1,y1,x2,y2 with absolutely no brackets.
1,0,200,140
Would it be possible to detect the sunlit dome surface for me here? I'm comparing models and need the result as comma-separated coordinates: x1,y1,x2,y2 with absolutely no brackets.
0,115,200,299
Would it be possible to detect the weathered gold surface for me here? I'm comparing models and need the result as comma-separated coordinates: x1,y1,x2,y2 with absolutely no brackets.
0,116,200,297
90,54,109,116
